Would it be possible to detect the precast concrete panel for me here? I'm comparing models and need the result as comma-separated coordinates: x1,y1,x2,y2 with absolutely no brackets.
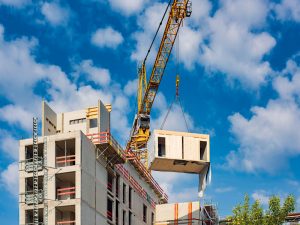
76,169,81,199
99,100,110,132
167,135,182,159
48,137,56,169
42,101,57,136
95,159,107,215
62,110,86,133
96,211,107,225
81,135,95,178
82,170,95,208
81,201,96,225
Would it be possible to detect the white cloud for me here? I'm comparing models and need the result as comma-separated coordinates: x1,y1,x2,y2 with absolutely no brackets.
215,186,234,193
189,0,212,24
151,91,194,131
0,130,19,160
199,0,275,88
0,0,30,8
0,162,18,197
41,2,70,26
0,22,132,138
108,0,148,16
131,2,168,63
75,60,111,86
91,27,124,49
131,0,275,89
252,190,269,206
274,0,300,22
153,171,199,203
226,58,300,173
124,79,137,96
177,26,202,70
0,105,33,131
152,103,194,132
0,22,135,198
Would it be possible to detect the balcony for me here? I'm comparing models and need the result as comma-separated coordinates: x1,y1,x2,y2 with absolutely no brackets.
56,172,76,200
86,132,125,164
55,139,76,167
56,205,76,225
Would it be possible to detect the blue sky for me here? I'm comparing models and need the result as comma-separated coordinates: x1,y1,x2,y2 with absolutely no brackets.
0,0,300,224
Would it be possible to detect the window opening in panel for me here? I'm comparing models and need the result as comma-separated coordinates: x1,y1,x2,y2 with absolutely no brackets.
89,118,98,128
200,141,207,160
143,204,147,223
158,137,166,157
107,198,113,221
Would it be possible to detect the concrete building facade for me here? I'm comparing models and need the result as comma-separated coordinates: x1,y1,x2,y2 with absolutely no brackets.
19,100,167,225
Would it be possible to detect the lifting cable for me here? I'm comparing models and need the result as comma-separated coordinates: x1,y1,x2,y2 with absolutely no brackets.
143,0,173,64
160,80,190,132
160,19,190,132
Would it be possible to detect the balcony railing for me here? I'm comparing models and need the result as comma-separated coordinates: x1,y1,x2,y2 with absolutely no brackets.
107,182,113,192
56,221,75,225
56,155,75,167
107,210,113,221
57,187,76,200
25,157,43,172
25,190,44,204
86,132,126,164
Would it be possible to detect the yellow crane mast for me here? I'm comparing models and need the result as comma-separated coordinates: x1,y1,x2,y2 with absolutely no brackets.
126,0,192,167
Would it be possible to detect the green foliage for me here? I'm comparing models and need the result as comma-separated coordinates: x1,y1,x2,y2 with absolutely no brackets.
231,194,295,225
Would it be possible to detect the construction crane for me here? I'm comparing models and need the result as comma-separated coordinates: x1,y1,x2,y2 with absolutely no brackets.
126,0,192,167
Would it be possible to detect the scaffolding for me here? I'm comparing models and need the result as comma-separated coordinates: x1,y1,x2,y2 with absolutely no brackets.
200,203,219,225
32,118,39,225
43,136,48,225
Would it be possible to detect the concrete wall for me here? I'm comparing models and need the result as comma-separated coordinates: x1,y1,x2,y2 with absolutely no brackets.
155,201,200,225
19,131,82,225
42,101,57,136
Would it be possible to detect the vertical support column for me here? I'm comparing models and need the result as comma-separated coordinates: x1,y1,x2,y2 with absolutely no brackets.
33,117,39,225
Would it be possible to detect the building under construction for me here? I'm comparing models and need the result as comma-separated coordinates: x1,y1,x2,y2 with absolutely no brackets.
18,0,220,224
19,101,218,225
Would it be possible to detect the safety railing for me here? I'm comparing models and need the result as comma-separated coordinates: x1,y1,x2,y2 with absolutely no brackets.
56,155,76,167
115,164,167,208
56,221,75,225
25,190,44,205
107,182,113,192
24,157,43,172
107,210,113,221
86,132,126,162
124,151,168,203
57,187,76,200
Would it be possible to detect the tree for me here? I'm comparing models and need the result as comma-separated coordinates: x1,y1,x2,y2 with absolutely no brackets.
231,194,295,225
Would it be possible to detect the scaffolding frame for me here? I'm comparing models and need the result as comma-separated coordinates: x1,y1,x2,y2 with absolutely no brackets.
43,136,48,225
200,200,219,225
32,118,39,225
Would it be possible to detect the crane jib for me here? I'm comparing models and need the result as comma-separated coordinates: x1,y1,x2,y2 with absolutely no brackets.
141,14,186,114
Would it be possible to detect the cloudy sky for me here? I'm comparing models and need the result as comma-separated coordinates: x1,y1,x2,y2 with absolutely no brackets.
0,0,300,223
